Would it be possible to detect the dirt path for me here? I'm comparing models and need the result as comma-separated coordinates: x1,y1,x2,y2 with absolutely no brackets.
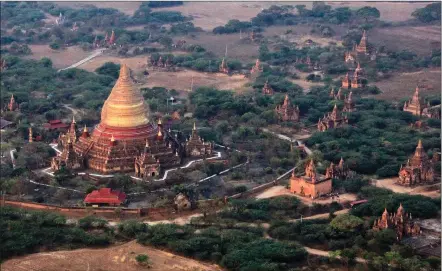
58,48,106,72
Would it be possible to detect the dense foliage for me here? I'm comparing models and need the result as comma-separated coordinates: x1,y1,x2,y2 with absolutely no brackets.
137,223,307,270
351,187,440,219
412,2,441,23
0,207,112,261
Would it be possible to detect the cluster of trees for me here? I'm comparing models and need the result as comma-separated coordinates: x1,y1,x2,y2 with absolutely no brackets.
220,196,303,222
351,186,441,219
411,2,441,23
1,207,112,261
212,4,382,33
135,223,307,270
1,57,114,122
148,52,243,73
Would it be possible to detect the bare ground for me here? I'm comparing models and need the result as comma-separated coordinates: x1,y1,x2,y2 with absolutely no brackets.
370,25,441,56
371,68,441,101
25,45,90,69
56,2,142,16
254,185,357,206
373,178,441,198
1,241,222,271
78,55,251,92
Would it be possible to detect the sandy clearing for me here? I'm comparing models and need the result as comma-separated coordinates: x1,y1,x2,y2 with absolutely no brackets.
1,241,223,271
24,45,90,69
254,185,357,206
373,178,441,198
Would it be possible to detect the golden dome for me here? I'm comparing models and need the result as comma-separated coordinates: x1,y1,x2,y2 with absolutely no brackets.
100,64,150,128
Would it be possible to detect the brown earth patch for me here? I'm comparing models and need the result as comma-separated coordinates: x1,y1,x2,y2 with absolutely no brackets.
373,178,441,198
371,68,441,101
24,45,90,69
1,241,223,271
56,2,142,16
370,25,441,56
78,55,251,92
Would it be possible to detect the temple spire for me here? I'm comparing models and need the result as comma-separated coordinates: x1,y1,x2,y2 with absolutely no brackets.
28,127,33,143
119,63,130,80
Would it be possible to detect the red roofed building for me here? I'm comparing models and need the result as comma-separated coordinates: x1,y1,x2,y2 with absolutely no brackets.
43,120,69,131
84,188,126,206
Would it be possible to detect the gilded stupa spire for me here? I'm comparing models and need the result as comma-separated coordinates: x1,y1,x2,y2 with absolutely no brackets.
99,63,150,128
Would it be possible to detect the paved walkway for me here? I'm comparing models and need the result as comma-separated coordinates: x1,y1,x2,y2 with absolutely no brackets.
57,48,106,72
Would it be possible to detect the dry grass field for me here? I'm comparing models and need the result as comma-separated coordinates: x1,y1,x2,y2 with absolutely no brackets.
370,25,441,56
78,55,251,92
24,45,90,69
373,68,441,101
56,2,142,16
1,241,223,271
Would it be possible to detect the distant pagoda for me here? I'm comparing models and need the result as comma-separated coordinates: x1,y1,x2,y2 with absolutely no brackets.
275,95,300,122
398,140,435,186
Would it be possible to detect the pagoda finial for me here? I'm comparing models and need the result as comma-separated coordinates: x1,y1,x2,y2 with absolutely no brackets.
145,139,149,148
417,139,423,148
193,122,196,131
158,118,162,125
83,125,87,132
72,115,76,124
119,64,130,80
28,127,33,143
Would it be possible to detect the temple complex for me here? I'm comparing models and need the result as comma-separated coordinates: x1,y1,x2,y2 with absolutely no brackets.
59,117,77,147
53,64,180,174
51,137,84,171
275,95,300,122
373,204,421,240
289,160,332,198
343,91,356,112
317,104,348,132
398,140,435,186
342,70,365,89
250,59,263,74
344,51,356,63
262,80,274,95
356,30,368,55
7,94,19,111
134,140,161,178
403,87,439,118
325,158,352,180
185,122,213,158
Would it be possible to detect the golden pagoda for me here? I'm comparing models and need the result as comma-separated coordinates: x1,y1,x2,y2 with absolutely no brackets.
59,64,180,174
